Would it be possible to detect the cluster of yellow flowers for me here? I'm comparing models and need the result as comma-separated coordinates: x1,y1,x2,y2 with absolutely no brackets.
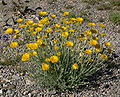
5,11,114,71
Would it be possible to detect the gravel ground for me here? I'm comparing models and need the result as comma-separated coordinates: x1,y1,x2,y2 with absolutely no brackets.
0,0,120,96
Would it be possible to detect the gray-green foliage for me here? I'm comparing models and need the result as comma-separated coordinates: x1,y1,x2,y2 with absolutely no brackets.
109,10,120,24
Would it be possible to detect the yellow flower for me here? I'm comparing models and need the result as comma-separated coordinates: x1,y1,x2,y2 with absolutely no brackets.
43,35,47,38
42,63,50,71
14,34,20,39
50,56,59,63
7,54,11,56
32,23,38,27
37,35,41,39
69,29,74,33
13,29,19,34
55,24,60,28
76,21,82,25
22,53,30,61
78,38,84,41
89,59,94,62
27,43,38,49
100,24,106,28
84,37,89,41
84,30,92,36
72,63,79,70
30,28,33,31
57,52,61,56
37,39,43,45
5,28,13,34
29,73,32,76
85,49,92,55
105,42,111,47
10,42,18,48
96,49,101,52
101,54,108,60
45,28,52,33
90,40,98,46
32,51,37,56
66,25,70,28
36,70,39,73
64,41,74,47
54,45,59,50
39,11,47,16
56,29,61,32
26,30,30,33
32,31,37,35
19,24,27,29
35,27,42,32
43,52,45,54
27,20,34,25
61,26,67,31
61,32,69,37
76,17,84,22
62,12,69,16
45,58,50,62
27,52,32,56
17,18,23,23
70,18,76,21
51,14,56,18
100,33,107,37
53,39,58,43
88,22,95,26
38,24,44,28
112,46,115,49
64,20,70,25
39,17,49,24
71,49,75,52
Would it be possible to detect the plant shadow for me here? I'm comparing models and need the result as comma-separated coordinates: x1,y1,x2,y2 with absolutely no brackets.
75,52,120,93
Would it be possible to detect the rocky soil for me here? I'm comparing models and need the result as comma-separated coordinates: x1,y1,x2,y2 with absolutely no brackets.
0,0,120,96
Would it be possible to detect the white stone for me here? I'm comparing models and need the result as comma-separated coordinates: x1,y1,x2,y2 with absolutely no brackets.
0,89,2,94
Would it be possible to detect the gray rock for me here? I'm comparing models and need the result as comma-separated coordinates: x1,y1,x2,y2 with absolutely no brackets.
23,91,29,95
0,22,6,27
12,75,20,80
6,17,14,26
0,89,2,94
9,84,16,89
28,93,32,97
0,18,3,22
25,79,34,85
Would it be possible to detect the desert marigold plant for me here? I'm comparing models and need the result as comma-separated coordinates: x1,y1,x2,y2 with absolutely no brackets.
3,11,116,92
